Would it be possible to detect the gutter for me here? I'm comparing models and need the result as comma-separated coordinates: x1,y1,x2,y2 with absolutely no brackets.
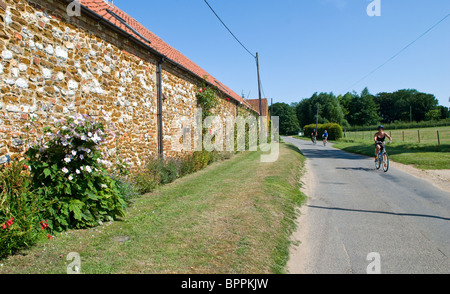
157,57,166,158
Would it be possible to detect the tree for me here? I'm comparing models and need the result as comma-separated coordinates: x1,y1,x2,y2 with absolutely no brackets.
271,103,300,135
374,89,438,123
426,106,449,121
296,92,348,128
339,88,380,126
437,106,450,119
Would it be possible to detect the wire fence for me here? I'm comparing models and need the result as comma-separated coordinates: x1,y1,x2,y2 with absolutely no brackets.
344,126,450,145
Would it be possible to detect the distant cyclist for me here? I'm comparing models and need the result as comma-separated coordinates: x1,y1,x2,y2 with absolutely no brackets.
311,129,318,144
322,130,329,146
374,125,392,161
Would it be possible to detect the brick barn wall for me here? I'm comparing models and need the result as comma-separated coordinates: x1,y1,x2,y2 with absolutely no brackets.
0,0,255,167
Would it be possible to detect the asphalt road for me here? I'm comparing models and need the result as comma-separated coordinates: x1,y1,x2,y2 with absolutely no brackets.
283,136,450,274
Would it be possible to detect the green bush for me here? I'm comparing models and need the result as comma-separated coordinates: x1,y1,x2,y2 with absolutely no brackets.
147,158,180,185
113,177,140,204
132,151,231,195
26,114,126,232
0,162,45,259
132,168,160,195
304,123,343,140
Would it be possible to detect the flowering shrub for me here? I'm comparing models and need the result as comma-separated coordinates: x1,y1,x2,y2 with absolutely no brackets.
197,80,218,120
0,161,44,258
26,115,126,231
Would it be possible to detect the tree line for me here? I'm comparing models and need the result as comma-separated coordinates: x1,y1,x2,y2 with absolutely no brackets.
271,88,449,135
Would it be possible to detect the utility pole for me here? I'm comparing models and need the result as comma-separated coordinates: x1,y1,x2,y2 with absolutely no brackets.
270,98,273,118
316,104,319,131
410,105,413,123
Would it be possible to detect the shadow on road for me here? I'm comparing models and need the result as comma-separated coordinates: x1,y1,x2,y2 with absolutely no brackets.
308,205,450,222
336,167,376,172
299,148,365,161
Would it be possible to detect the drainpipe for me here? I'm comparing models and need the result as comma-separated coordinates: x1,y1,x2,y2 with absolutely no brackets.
157,57,166,158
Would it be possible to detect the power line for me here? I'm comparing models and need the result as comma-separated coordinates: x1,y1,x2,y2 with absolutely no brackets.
203,0,256,59
346,13,450,92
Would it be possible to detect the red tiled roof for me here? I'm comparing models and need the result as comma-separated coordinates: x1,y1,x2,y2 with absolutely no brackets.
78,0,254,110
246,99,269,117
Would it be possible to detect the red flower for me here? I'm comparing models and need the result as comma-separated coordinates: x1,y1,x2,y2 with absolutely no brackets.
23,164,28,170
199,89,202,93
2,224,6,230
40,220,49,230
47,234,52,240
5,219,13,227
226,98,230,102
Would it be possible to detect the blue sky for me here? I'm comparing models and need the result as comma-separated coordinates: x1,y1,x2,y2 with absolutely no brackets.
115,0,450,106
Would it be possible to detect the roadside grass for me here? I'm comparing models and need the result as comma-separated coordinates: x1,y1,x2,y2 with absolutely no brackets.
334,140,450,170
0,144,306,274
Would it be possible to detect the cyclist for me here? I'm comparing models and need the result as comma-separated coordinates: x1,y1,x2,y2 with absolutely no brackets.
323,130,329,145
374,125,392,161
311,129,318,144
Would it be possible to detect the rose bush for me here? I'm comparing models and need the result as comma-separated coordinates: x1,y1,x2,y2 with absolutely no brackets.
0,161,45,258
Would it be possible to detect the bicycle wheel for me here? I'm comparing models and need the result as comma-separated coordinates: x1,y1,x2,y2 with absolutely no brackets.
375,154,381,170
382,152,389,172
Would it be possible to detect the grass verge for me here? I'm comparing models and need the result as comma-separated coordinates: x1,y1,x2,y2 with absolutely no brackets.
334,140,450,170
0,144,306,274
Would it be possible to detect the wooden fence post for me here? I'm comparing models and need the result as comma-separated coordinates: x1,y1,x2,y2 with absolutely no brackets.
437,130,440,145
418,130,421,144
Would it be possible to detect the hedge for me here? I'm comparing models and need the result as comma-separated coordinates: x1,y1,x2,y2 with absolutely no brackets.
344,118,450,132
304,123,343,141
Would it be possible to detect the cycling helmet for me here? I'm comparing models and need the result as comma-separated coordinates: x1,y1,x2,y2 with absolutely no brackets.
378,125,384,130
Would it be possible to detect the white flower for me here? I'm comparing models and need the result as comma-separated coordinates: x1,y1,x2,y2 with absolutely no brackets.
64,157,71,163
88,132,93,138
76,169,81,175
100,184,108,189
92,133,101,144
72,150,77,156
68,175,74,181
62,167,69,174
86,166,92,173
80,166,84,171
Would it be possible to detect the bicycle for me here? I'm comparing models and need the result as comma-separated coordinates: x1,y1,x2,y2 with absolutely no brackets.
375,141,390,172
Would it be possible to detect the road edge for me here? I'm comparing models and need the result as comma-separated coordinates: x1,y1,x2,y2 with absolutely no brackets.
286,158,315,274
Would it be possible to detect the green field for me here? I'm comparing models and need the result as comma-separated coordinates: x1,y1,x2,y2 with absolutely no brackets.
344,126,450,145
